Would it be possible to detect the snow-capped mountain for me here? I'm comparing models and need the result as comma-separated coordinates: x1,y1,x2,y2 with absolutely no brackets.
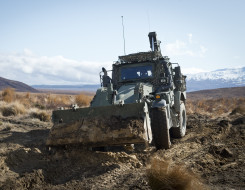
186,67,245,92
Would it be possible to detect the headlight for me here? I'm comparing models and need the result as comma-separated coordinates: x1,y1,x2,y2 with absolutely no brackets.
155,95,161,99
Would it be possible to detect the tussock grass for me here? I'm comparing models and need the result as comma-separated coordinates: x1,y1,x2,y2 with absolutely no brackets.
1,101,26,116
186,97,245,116
46,94,69,109
147,157,205,190
33,103,45,110
43,94,77,109
0,100,51,122
0,92,92,120
25,92,30,99
230,105,245,115
1,91,94,110
30,110,51,122
75,94,92,107
2,88,15,103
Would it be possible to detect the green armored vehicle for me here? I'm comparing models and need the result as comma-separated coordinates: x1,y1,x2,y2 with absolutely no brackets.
47,32,187,150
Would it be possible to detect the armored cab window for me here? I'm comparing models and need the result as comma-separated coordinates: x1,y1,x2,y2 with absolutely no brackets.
121,65,153,80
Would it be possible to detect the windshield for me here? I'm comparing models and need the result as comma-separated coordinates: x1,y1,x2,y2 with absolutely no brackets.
121,65,153,80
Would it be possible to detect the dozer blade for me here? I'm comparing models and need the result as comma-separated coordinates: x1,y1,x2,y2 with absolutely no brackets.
46,102,152,147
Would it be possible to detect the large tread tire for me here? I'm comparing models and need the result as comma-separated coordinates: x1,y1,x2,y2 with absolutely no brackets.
151,107,171,150
171,103,187,138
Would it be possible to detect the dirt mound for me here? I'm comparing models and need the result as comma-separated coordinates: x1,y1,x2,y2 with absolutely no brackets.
0,113,244,189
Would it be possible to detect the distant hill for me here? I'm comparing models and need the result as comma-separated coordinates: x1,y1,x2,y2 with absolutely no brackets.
0,76,38,92
187,86,245,100
186,67,245,91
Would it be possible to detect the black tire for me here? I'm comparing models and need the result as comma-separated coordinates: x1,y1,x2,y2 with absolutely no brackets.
171,103,187,138
151,107,171,150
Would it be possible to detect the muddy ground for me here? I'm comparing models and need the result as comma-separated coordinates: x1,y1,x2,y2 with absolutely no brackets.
0,113,244,190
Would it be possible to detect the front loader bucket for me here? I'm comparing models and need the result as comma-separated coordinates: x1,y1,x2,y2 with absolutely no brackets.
46,102,152,147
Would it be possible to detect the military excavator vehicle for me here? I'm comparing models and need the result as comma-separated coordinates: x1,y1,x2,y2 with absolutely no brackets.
46,32,187,150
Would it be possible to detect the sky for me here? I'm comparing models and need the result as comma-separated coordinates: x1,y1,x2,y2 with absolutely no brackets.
0,0,244,85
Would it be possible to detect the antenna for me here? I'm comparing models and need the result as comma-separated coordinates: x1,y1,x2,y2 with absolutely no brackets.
121,16,126,55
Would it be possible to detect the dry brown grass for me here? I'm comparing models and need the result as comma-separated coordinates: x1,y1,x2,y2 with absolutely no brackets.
75,94,92,107
1,89,243,120
147,157,205,190
0,91,91,121
0,101,26,116
230,105,245,115
40,93,77,109
1,91,93,110
25,92,30,99
186,97,245,117
0,100,51,121
30,110,51,122
2,88,16,103
15,92,77,109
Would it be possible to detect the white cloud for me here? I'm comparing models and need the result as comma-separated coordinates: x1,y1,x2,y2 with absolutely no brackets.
163,34,207,58
0,50,112,85
234,55,240,59
23,48,34,56
199,45,208,57
0,39,209,85
164,40,194,56
188,33,193,44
